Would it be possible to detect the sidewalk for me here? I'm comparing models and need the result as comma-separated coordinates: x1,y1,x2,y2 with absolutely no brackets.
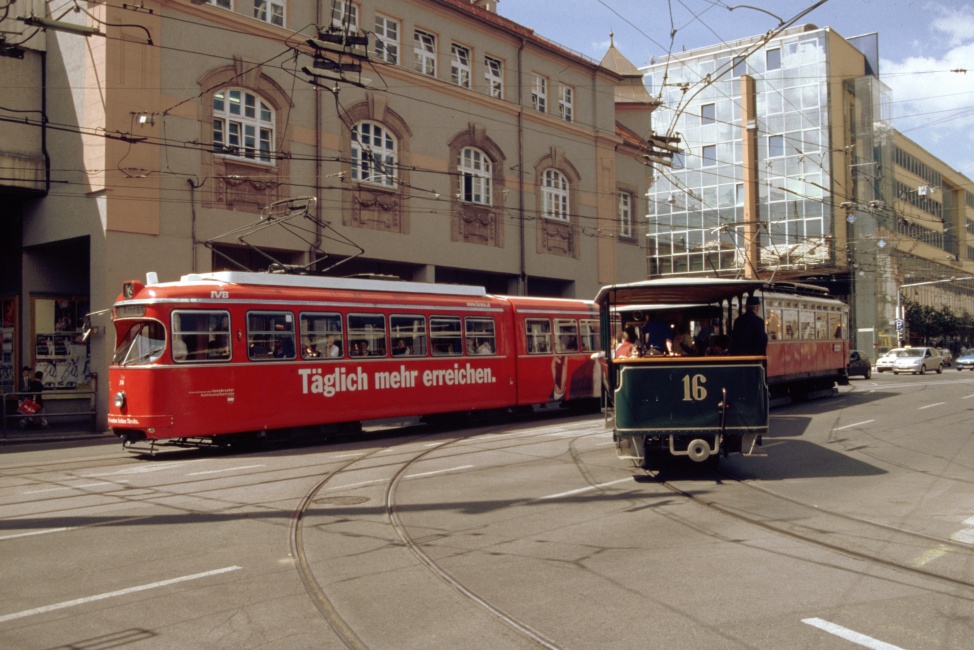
0,424,115,446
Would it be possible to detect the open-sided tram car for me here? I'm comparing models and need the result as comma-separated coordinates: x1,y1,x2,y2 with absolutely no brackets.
596,278,849,469
108,271,601,452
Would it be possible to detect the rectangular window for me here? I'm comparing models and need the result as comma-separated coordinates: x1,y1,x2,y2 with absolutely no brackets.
414,29,436,77
782,309,798,340
247,311,295,360
465,317,496,355
736,183,744,205
391,314,427,357
348,313,386,357
300,312,343,359
208,0,231,7
701,102,716,125
702,144,717,167
374,14,399,64
619,191,633,238
526,318,552,354
580,319,600,352
172,311,231,362
766,308,781,341
732,55,746,78
766,48,781,71
815,310,828,340
253,0,284,27
431,316,462,356
532,75,547,113
331,0,357,30
799,310,815,340
559,85,573,122
451,43,471,88
484,55,503,98
554,319,579,353
768,134,785,158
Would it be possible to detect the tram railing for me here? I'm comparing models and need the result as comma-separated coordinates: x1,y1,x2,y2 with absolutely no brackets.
1,390,98,438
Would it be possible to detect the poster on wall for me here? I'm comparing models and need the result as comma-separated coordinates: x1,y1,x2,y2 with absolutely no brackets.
33,297,91,390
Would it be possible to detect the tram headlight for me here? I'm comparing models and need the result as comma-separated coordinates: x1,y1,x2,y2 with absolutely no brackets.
113,391,127,409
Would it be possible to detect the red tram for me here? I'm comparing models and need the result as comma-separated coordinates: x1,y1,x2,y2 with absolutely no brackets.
107,271,601,451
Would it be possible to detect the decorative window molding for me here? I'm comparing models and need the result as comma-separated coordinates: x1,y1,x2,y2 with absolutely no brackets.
534,149,580,258
351,121,397,188
448,124,506,246
212,88,275,164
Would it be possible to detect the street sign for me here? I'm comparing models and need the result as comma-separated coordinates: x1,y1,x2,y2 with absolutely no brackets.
895,318,904,332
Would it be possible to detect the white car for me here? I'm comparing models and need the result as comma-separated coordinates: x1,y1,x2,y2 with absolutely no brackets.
876,348,906,373
892,347,943,375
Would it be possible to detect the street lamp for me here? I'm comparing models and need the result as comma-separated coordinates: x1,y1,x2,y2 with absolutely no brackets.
896,276,974,347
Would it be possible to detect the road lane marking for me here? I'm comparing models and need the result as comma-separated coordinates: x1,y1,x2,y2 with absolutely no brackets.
0,566,242,624
950,529,974,544
0,528,71,541
918,402,946,410
537,478,632,501
802,618,903,649
187,465,265,476
405,465,473,479
909,544,952,567
833,420,874,431
23,481,131,494
962,394,974,400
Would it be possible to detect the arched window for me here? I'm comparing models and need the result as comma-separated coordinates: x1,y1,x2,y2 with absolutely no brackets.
541,168,569,220
351,121,397,187
458,147,491,205
212,88,275,164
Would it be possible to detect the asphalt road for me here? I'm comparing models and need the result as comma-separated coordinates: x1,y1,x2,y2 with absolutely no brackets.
2,371,973,649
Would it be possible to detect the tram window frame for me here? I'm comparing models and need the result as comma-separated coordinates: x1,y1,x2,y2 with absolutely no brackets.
554,318,579,353
815,309,828,340
114,319,167,366
766,305,782,341
464,316,496,355
782,309,798,340
829,312,843,339
348,313,387,357
526,318,552,354
247,311,296,361
391,314,426,357
172,310,231,362
799,308,815,340
580,318,599,352
430,315,462,356
300,312,343,359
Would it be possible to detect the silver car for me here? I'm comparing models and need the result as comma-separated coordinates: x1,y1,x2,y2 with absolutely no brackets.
876,348,906,373
892,347,943,375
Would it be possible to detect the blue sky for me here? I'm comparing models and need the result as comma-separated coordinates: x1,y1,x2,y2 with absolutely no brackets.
499,0,974,180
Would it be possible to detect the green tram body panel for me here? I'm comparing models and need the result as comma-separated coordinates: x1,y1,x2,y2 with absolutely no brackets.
613,360,769,438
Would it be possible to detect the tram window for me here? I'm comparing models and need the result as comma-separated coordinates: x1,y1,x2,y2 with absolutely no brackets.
782,309,798,340
799,309,815,340
301,312,343,358
580,319,599,352
815,310,828,340
247,311,296,360
391,314,426,356
172,310,231,362
113,320,166,366
554,319,579,353
766,309,782,341
431,316,462,356
829,312,843,338
526,318,552,354
348,313,387,357
465,317,496,355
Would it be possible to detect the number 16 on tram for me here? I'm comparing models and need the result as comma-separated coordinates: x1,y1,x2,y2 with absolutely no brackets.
596,279,775,470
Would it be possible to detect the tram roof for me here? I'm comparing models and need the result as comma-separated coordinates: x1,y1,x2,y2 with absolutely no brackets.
179,271,488,298
595,277,831,306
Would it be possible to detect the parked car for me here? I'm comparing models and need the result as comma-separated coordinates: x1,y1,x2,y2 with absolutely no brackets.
892,347,943,375
847,349,872,379
956,349,974,371
876,348,906,373
939,348,953,367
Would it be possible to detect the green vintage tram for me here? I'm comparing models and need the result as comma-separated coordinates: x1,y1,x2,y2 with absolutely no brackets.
596,278,849,469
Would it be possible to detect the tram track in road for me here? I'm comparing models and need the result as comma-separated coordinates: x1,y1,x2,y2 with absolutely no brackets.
287,417,602,649
652,467,974,594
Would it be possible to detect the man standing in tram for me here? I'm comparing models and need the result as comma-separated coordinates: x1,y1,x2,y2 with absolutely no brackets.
730,296,768,356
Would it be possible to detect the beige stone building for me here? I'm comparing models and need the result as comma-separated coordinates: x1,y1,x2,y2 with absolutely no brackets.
0,0,655,426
